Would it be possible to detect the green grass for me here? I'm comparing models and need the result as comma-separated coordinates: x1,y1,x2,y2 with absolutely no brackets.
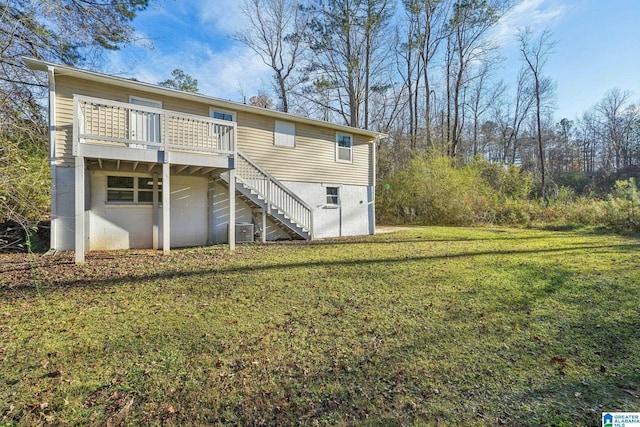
1,227,639,426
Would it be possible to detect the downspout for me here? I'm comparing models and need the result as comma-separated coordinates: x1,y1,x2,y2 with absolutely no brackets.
369,136,379,235
339,189,343,237
47,66,57,252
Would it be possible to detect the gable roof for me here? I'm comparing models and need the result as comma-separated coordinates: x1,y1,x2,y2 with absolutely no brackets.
23,57,384,141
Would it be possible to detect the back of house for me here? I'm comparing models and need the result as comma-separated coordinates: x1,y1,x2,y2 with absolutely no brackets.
25,58,380,261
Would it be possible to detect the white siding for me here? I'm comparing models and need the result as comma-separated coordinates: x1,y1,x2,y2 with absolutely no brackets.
211,178,293,243
281,181,372,238
52,166,78,251
89,171,155,249
170,175,208,248
88,171,208,250
54,75,374,184
237,110,373,186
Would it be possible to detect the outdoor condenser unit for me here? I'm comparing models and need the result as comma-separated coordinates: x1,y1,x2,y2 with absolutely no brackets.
235,223,255,243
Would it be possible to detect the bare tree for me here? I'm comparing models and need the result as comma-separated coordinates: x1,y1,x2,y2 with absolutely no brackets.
445,0,508,159
416,0,451,146
496,66,535,165
398,0,451,148
465,62,505,157
304,0,393,128
233,0,308,112
518,27,556,200
576,110,599,173
595,88,636,171
396,1,422,148
1,0,150,119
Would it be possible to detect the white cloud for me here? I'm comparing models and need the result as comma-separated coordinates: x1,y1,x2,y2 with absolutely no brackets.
191,0,252,37
105,39,273,103
101,0,274,102
493,0,568,47
197,47,273,101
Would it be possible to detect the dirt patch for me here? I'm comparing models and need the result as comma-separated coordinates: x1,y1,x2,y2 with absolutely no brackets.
375,225,411,234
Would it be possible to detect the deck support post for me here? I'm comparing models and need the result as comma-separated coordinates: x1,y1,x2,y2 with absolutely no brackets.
74,156,85,263
162,160,171,255
228,168,236,250
152,172,159,250
48,66,58,251
263,178,269,243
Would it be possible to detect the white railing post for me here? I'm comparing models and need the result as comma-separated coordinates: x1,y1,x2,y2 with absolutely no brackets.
163,110,169,152
262,179,269,244
266,177,270,215
72,95,79,156
73,95,234,155
234,150,313,238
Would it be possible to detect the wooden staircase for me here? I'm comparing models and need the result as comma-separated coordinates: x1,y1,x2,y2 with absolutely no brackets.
220,151,313,240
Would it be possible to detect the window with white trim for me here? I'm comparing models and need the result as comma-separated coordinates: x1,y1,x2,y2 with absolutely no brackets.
107,176,162,204
274,120,295,147
210,108,235,122
326,186,339,205
336,132,352,162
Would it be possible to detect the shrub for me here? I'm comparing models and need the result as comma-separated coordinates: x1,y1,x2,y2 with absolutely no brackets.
0,134,49,223
495,198,532,225
0,132,50,252
472,157,533,201
377,154,499,226
377,154,640,234
553,171,594,196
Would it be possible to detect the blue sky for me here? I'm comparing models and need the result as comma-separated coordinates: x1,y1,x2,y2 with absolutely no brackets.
104,0,640,122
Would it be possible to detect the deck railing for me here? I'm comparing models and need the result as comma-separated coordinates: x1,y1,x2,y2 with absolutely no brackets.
73,95,236,156
236,151,313,236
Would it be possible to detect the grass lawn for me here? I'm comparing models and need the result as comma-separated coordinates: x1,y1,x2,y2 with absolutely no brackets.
1,226,639,426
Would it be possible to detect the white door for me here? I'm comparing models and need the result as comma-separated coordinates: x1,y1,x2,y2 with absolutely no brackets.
130,96,162,149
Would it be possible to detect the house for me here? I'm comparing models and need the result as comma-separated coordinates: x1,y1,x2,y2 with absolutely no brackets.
24,58,382,263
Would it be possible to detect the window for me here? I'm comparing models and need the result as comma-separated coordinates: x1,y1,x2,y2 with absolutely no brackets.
274,120,295,147
107,176,162,204
326,187,339,205
210,108,235,122
137,177,159,203
336,132,352,162
107,176,134,202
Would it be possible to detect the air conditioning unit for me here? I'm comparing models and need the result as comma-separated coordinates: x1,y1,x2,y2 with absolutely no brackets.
235,223,254,243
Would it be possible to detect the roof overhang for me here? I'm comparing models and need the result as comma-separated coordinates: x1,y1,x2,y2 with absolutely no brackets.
23,57,385,141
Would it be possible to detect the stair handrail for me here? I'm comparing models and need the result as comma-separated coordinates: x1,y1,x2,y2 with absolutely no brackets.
236,150,313,237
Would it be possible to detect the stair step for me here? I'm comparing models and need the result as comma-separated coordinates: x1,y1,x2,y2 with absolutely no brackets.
224,155,312,240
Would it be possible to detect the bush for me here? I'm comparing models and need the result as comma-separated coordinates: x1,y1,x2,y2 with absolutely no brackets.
495,198,533,225
0,132,50,252
377,154,499,226
472,157,533,201
553,171,594,196
377,154,640,234
600,179,640,232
